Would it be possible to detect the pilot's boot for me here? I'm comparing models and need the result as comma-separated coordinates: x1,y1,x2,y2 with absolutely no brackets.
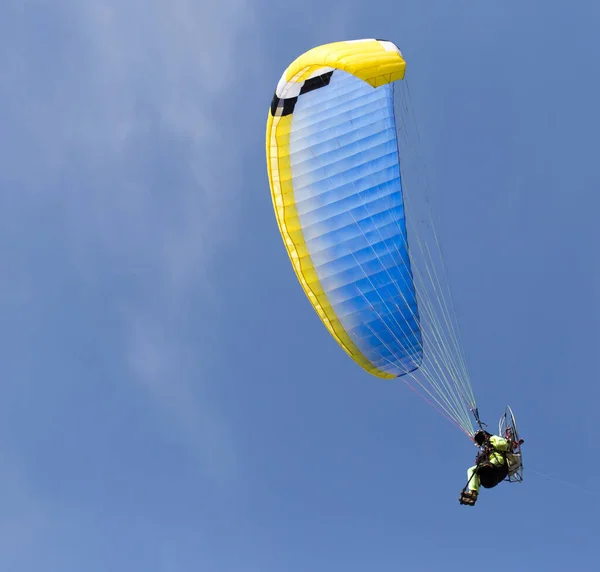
459,489,478,506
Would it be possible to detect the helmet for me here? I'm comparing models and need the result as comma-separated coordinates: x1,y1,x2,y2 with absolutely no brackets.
473,430,491,446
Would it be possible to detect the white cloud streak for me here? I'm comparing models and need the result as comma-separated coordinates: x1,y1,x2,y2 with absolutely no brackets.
1,0,260,480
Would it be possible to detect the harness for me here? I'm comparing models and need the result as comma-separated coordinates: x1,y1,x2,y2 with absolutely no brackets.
461,440,507,494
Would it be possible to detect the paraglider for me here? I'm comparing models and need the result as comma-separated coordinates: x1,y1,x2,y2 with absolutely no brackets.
460,430,510,506
460,407,524,506
265,38,524,505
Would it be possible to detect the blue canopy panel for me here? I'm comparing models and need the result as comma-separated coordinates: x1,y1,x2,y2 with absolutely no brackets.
288,70,423,376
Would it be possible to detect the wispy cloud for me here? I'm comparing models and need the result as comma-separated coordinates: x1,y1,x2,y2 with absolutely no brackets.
1,0,259,479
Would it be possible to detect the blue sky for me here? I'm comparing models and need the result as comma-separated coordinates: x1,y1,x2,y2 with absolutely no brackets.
1,0,598,570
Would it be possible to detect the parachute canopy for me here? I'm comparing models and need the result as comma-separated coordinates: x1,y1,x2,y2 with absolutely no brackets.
266,39,421,378
266,39,477,436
